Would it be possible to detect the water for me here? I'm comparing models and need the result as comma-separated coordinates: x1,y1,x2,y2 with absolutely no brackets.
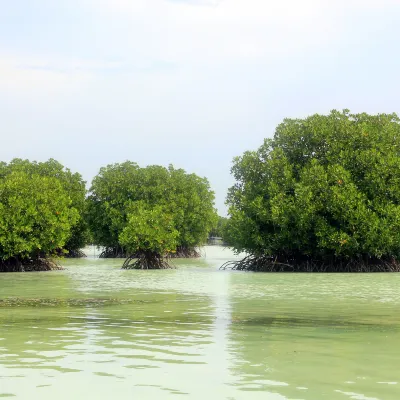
0,247,399,400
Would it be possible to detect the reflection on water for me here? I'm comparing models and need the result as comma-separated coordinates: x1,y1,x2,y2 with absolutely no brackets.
0,247,399,399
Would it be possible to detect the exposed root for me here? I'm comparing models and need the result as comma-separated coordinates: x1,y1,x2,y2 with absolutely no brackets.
122,252,173,270
0,257,63,273
103,246,200,259
220,255,400,273
168,246,201,259
64,249,87,258
99,246,129,258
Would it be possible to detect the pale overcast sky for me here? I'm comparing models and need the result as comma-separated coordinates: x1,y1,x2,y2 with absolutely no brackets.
1,0,399,214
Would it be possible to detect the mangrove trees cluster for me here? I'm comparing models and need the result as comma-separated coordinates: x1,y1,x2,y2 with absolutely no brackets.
87,162,217,267
224,110,400,272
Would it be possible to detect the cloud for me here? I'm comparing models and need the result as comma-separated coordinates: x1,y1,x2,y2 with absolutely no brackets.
3,0,399,92
166,0,222,5
0,52,177,98
83,0,398,70
0,55,93,95
83,0,336,62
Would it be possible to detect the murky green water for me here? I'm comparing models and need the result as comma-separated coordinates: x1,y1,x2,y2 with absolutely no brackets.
0,247,399,399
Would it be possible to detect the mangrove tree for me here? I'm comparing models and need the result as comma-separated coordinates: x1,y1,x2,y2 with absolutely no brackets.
223,110,400,272
87,162,217,267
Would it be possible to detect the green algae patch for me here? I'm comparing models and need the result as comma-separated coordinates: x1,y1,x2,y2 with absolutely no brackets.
0,297,149,308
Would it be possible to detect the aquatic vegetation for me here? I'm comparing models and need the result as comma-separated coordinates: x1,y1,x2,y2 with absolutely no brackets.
0,297,149,308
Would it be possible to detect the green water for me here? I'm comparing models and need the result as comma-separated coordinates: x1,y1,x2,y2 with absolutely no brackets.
0,247,399,400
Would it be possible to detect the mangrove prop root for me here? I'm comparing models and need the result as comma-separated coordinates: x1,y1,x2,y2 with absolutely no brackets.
0,258,63,273
168,247,201,259
220,255,400,273
99,247,129,259
64,249,87,258
122,252,174,270
101,247,200,259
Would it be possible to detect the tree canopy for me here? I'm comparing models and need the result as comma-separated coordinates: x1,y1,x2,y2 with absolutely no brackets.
209,216,230,244
0,159,89,257
0,159,86,271
119,202,179,269
224,110,400,272
87,162,217,264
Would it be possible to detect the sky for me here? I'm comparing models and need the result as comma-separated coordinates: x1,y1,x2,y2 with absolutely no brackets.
1,0,400,214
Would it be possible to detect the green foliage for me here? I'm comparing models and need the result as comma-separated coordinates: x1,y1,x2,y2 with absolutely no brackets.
209,216,229,240
119,202,178,255
87,162,217,257
226,110,400,263
0,171,78,261
168,166,217,249
0,159,88,265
